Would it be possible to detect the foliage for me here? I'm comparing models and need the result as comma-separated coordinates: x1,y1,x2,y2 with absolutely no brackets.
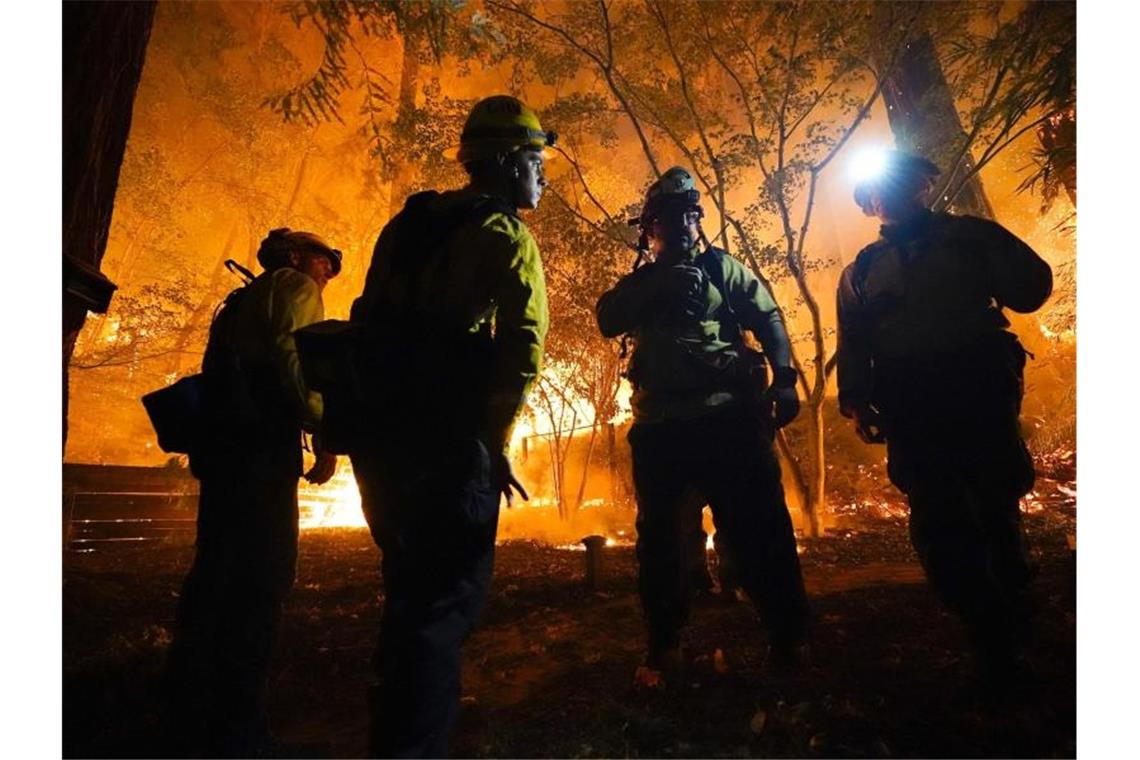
481,0,932,533
936,1,1076,211
71,282,199,370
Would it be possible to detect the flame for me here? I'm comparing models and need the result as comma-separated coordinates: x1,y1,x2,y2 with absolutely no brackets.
554,535,633,551
298,461,368,529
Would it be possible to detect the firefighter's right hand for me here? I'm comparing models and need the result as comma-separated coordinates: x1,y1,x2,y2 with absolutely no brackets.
492,451,529,509
305,452,338,485
853,405,886,444
657,265,705,318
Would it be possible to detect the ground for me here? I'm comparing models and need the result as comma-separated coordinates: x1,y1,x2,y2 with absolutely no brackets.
63,496,1075,758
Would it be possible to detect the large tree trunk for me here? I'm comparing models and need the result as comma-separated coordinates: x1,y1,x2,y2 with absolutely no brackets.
574,422,600,510
63,1,156,447
880,32,995,220
384,29,422,219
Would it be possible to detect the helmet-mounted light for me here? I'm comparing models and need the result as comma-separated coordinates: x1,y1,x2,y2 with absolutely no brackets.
850,149,941,212
849,147,890,184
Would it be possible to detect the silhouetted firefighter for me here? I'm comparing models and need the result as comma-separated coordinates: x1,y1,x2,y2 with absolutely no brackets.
161,229,340,756
330,95,553,757
837,150,1053,691
596,167,809,688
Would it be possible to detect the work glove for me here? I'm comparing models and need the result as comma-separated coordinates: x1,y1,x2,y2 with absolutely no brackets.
769,385,801,429
853,404,886,444
658,264,705,319
304,433,338,485
491,449,529,508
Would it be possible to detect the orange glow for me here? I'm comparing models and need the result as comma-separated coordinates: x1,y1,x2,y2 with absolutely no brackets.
298,461,367,529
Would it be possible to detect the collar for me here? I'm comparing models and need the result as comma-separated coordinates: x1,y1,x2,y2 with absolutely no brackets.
880,208,934,243
658,244,703,265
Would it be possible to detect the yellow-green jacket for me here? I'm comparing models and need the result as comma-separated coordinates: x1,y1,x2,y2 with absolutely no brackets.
351,189,549,452
222,267,326,431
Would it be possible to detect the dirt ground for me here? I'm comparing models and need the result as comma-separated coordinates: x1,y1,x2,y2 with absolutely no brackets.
63,492,1075,758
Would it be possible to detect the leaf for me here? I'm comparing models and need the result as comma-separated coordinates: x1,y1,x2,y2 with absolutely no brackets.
749,708,767,735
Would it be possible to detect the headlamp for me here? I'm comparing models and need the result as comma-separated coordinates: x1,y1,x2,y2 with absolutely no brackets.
849,147,890,185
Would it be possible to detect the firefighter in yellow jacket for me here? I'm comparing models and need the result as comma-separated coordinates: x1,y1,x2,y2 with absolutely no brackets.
348,95,551,757
837,151,1052,689
164,228,339,756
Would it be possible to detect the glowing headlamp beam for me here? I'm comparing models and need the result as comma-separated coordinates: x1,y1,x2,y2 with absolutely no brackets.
849,148,890,184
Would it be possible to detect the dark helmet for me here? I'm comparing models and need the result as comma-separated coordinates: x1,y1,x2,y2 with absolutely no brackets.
852,151,940,212
632,166,704,229
256,228,342,276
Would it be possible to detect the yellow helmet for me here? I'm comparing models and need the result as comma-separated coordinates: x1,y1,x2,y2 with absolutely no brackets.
455,95,557,164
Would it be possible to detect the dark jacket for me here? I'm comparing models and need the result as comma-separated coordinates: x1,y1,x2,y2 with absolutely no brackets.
836,210,1052,417
597,246,792,423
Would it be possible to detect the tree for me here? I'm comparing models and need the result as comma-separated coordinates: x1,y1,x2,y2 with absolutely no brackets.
928,1,1075,214
486,0,929,535
524,192,630,518
63,1,156,446
257,0,1075,535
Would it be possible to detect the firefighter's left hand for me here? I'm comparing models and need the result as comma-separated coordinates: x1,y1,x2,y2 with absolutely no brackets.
305,452,338,485
770,386,800,429
492,451,529,508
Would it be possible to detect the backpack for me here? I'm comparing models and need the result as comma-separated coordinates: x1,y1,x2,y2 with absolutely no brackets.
296,192,518,453
141,260,259,454
200,260,281,433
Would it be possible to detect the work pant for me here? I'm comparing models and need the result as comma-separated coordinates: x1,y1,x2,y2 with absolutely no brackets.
681,488,738,594
629,406,808,660
164,445,300,756
351,436,499,758
885,413,1035,660
878,335,1036,662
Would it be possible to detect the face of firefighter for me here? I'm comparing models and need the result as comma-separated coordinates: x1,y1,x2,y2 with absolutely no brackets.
509,148,547,210
294,250,335,291
648,208,700,261
862,174,934,224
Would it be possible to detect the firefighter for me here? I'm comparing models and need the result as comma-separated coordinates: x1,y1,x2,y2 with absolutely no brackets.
596,167,809,687
346,95,551,757
163,228,340,756
837,150,1053,688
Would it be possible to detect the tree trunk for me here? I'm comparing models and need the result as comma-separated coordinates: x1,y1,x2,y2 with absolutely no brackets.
606,422,619,506
63,1,156,448
165,221,242,378
775,431,811,532
574,422,600,510
384,29,422,219
880,32,995,220
806,398,825,537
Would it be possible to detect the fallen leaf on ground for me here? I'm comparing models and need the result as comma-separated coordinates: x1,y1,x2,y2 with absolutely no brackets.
750,708,767,735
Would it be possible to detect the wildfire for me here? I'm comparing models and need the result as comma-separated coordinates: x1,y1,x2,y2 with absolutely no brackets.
555,535,631,551
297,461,367,529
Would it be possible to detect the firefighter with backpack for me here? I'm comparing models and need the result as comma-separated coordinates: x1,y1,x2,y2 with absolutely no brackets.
596,167,809,687
837,150,1052,690
343,95,551,757
162,228,340,756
